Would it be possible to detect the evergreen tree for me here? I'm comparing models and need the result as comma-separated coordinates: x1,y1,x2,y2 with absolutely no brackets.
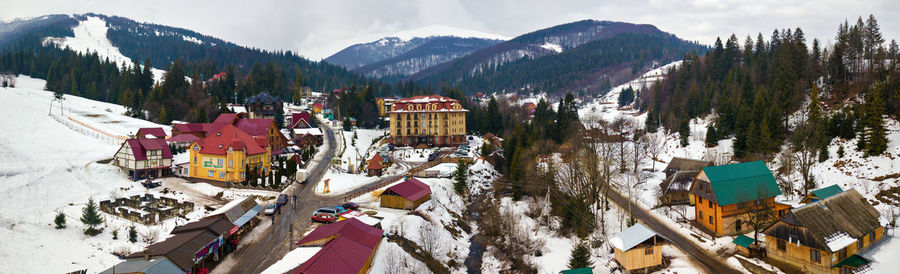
678,120,690,147
618,87,635,107
705,124,718,147
80,198,103,235
864,83,888,156
567,240,593,269
128,225,137,243
54,212,66,229
453,159,469,194
112,229,119,240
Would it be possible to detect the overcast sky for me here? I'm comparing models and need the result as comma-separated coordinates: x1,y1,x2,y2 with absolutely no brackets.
2,0,898,60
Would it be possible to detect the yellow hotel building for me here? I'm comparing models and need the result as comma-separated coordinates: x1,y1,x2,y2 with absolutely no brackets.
189,124,270,182
388,95,467,147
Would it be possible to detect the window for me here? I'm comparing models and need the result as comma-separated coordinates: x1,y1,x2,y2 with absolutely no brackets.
242,172,246,179
219,172,225,178
810,249,820,263
698,211,703,220
708,216,714,225
777,239,786,251
229,160,233,167
735,219,742,231
208,170,214,177
645,247,653,255
697,196,703,203
870,232,876,242
708,200,713,209
218,159,224,167
193,156,197,163
193,145,199,151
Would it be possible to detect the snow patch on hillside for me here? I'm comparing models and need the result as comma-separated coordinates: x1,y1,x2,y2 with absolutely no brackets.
42,15,167,83
390,25,510,42
540,42,562,53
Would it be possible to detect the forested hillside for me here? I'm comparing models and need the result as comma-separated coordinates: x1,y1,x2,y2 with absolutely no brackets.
642,15,899,159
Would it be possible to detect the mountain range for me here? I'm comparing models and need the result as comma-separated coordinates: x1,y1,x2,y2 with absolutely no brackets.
1,14,705,97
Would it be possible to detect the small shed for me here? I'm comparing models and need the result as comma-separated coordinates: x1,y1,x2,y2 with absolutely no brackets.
800,184,843,204
610,223,667,272
732,234,756,256
658,170,699,206
380,178,431,210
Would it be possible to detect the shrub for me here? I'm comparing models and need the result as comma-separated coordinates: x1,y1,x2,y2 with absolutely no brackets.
54,212,66,229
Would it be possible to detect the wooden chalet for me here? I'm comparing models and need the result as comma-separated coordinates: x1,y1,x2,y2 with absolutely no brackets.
610,223,667,272
114,133,173,180
380,178,431,210
659,170,700,206
663,157,712,178
764,189,883,274
244,91,282,120
689,161,790,236
293,218,384,273
801,184,844,204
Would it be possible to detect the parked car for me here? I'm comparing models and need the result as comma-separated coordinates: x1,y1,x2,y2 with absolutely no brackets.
340,202,359,210
276,194,288,208
428,151,440,161
264,204,277,215
311,207,338,223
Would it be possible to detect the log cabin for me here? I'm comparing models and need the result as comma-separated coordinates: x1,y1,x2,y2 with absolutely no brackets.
764,189,883,274
610,223,667,272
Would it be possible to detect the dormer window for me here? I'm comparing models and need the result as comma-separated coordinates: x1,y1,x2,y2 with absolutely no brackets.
228,147,233,153
217,132,222,136
218,144,224,149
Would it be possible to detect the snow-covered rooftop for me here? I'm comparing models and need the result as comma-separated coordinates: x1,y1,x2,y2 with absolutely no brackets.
610,223,659,251
824,231,856,252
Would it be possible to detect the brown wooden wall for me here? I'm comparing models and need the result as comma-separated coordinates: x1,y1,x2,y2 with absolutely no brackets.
614,245,663,271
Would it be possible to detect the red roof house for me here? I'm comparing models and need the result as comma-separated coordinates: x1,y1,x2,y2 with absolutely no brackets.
380,178,431,209
292,218,383,274
195,125,268,156
136,127,167,139
290,112,312,129
114,138,173,180
366,157,383,177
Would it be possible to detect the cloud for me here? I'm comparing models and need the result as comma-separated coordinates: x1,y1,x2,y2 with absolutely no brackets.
0,0,896,60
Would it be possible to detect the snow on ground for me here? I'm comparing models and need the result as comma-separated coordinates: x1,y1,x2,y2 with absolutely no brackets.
0,75,233,273
0,76,165,273
864,233,900,272
259,247,322,274
389,25,511,42
540,42,562,53
369,240,429,273
347,177,471,273
43,15,167,83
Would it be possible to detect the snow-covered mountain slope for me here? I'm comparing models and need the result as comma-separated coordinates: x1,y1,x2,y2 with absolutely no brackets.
389,25,511,42
42,15,167,83
0,75,171,273
324,26,508,79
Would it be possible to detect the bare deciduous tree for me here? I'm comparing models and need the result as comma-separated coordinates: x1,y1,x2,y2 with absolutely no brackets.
141,227,159,244
644,131,666,172
733,187,779,246
418,221,443,256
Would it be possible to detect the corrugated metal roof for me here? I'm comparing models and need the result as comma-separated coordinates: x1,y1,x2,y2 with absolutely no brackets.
100,256,183,274
701,161,781,205
383,178,431,201
610,223,659,251
812,184,844,200
291,219,384,274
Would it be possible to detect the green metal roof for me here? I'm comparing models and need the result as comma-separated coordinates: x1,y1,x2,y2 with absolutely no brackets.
832,254,871,268
561,268,593,274
702,161,781,205
732,234,756,248
812,184,843,200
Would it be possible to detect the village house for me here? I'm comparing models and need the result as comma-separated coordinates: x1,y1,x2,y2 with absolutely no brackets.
388,95,468,147
610,223,668,272
659,158,712,206
113,128,174,180
290,111,312,129
188,124,271,182
375,97,398,117
113,214,236,274
292,127,323,147
365,154,384,176
293,218,384,273
174,113,289,157
689,161,790,236
764,189,883,274
380,178,431,210
800,184,844,204
244,91,282,120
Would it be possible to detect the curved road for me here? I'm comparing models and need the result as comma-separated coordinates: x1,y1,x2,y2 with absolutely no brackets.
219,121,415,274
606,188,742,274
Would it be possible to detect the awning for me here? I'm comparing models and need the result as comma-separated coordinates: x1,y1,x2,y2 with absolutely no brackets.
832,254,872,269
732,234,756,248
233,204,263,228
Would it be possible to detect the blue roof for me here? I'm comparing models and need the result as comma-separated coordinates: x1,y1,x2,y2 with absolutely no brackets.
234,204,263,227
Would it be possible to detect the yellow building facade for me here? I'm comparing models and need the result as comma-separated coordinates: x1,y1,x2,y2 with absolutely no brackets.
388,95,467,147
188,125,270,182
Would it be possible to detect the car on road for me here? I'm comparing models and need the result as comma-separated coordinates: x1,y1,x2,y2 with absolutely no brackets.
276,194,288,207
339,202,359,210
311,207,338,223
264,204,276,215
428,151,440,161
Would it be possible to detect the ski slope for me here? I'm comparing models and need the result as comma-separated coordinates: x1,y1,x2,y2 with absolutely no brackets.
0,75,174,273
43,15,168,83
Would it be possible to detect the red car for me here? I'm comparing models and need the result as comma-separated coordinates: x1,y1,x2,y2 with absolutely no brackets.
310,207,338,223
